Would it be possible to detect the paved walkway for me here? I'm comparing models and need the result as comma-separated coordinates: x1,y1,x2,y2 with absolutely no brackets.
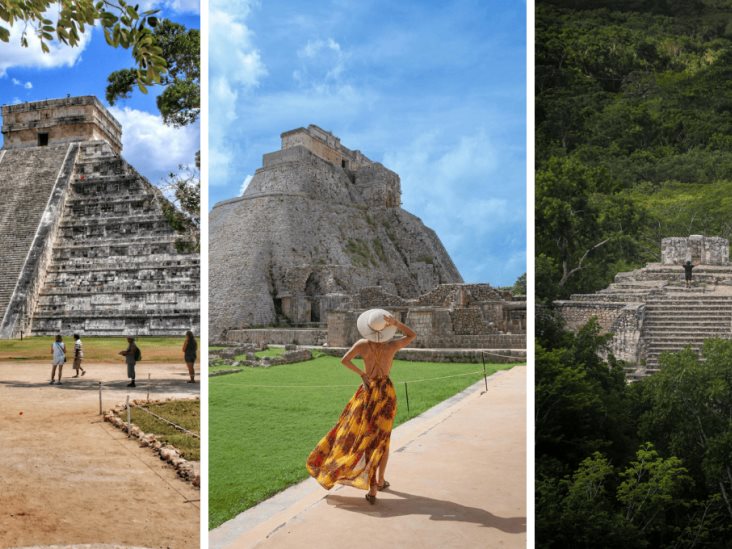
210,366,526,549
0,361,200,549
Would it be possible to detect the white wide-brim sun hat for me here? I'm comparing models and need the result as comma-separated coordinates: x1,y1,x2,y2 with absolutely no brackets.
356,308,397,343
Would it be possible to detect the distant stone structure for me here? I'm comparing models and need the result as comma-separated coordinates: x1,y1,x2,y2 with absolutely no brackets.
556,235,732,379
0,96,199,337
211,125,525,357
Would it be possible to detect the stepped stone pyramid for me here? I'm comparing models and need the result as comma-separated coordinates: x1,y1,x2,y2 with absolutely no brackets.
556,235,732,379
210,124,462,337
0,96,199,337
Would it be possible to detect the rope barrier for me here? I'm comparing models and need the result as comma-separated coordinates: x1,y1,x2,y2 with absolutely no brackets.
131,404,200,439
211,369,486,389
480,351,526,360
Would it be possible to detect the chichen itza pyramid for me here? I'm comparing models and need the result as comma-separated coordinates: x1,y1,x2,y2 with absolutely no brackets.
556,235,732,379
0,96,199,338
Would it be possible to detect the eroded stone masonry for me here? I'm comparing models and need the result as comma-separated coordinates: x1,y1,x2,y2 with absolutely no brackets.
556,235,732,379
0,96,199,337
211,125,525,352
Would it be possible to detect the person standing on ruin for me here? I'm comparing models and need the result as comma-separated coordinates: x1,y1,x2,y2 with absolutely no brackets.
71,333,86,377
183,330,197,383
306,309,416,504
119,337,140,387
50,335,66,385
684,259,697,288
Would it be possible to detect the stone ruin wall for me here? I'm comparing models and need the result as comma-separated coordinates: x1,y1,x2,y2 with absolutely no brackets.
662,235,729,265
325,283,526,349
2,96,122,154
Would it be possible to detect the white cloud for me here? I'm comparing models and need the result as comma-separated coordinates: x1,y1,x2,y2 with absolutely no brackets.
11,78,33,89
209,0,267,190
109,106,199,183
294,37,348,87
239,175,253,196
0,11,91,76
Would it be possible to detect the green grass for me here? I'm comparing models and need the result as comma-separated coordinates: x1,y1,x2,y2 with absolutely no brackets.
130,399,200,461
209,356,516,529
254,347,285,358
0,336,199,363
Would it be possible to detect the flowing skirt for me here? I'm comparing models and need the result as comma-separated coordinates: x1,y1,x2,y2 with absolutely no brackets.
306,376,397,490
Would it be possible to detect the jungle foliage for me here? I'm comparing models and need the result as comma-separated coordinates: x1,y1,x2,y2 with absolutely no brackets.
537,0,732,302
537,1,732,546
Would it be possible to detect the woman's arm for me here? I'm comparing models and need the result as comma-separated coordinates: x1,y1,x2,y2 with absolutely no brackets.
384,315,416,350
341,340,370,385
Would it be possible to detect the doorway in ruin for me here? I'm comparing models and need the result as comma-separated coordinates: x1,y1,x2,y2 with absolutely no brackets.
305,272,321,323
38,132,49,146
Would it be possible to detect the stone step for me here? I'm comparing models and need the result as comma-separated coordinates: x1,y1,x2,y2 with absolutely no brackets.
0,144,70,321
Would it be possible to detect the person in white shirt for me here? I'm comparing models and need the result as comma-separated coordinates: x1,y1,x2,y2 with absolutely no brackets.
72,333,86,377
50,335,66,385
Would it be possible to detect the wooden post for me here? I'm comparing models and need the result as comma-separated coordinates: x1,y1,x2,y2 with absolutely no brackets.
481,352,488,392
98,382,102,415
126,395,131,437
404,382,410,414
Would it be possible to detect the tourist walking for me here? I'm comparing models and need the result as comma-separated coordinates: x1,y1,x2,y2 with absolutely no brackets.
50,335,66,385
684,259,697,288
183,330,197,383
306,309,416,504
71,333,86,377
119,337,140,387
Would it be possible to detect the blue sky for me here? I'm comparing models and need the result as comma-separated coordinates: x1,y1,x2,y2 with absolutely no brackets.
0,1,199,184
210,0,526,286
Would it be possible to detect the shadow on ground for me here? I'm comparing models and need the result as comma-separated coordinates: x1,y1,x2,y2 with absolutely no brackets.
0,377,199,395
325,489,526,533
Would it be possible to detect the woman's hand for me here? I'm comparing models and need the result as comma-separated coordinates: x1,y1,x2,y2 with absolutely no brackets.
383,314,398,327
361,371,370,389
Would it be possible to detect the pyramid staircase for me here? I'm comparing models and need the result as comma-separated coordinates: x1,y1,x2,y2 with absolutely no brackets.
0,145,71,325
640,287,732,374
30,142,199,335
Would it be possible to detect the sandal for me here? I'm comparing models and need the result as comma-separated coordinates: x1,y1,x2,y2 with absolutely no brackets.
365,493,376,505
377,480,390,491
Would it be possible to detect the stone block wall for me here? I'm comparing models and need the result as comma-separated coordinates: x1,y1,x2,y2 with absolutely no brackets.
2,96,122,154
662,235,729,265
555,301,628,332
226,328,327,346
607,304,645,363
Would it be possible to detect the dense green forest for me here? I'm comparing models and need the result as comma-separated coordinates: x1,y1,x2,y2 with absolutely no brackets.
537,0,732,302
536,1,732,546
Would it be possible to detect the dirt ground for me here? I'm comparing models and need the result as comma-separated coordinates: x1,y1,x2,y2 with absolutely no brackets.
211,366,526,549
0,361,201,549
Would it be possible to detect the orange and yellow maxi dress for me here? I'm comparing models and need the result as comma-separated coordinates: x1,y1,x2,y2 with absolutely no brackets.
306,341,398,490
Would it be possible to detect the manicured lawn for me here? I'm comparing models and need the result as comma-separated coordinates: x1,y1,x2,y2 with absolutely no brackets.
209,356,517,528
130,399,200,461
0,336,198,363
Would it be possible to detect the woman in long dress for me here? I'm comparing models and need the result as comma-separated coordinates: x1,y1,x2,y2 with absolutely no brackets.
306,309,416,504
183,330,197,383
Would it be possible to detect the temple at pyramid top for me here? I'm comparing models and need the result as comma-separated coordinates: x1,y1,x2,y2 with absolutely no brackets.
1,96,122,154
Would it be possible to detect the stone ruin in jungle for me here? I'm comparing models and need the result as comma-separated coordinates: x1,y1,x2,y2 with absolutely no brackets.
0,96,199,338
555,235,732,379
209,125,526,353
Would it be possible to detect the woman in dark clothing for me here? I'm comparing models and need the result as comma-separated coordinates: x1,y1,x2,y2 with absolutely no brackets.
183,331,197,383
